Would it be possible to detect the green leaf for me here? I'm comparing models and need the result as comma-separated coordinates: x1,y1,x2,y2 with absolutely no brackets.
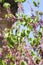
3,2,11,9
6,36,14,48
22,21,27,26
0,0,2,3
14,0,25,2
0,59,6,65
21,30,25,37
39,12,43,15
33,1,37,7
20,60,27,65
30,50,35,56
0,59,3,65
34,56,39,63
2,60,6,65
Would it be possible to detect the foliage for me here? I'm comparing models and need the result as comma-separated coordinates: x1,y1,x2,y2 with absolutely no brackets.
20,60,27,65
0,0,43,65
0,0,2,3
2,13,43,65
3,3,11,9
14,0,25,2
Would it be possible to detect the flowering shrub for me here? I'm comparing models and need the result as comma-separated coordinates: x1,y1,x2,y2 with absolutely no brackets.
0,0,43,65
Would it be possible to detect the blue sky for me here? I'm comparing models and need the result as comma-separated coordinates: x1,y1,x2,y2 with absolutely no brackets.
22,0,43,16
